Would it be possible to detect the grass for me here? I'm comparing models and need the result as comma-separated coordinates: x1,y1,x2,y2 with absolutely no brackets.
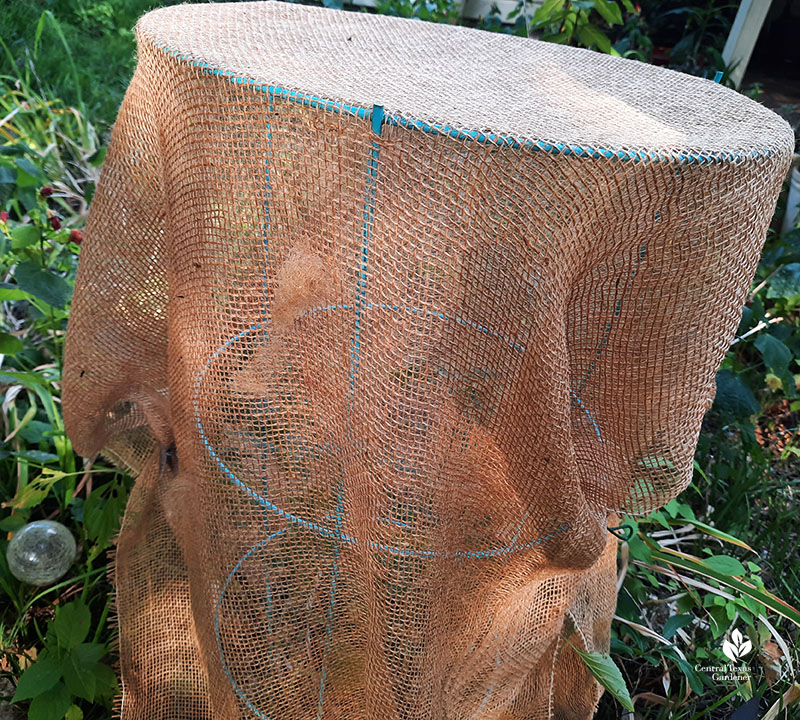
1,0,185,133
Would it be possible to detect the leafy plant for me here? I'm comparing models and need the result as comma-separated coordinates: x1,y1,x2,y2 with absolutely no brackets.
0,54,130,720
374,0,463,23
526,0,638,54
11,600,117,720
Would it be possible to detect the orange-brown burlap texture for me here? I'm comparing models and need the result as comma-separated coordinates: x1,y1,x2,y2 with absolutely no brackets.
61,2,794,718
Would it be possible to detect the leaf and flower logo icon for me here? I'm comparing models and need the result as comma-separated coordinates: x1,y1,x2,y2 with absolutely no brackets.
722,628,753,663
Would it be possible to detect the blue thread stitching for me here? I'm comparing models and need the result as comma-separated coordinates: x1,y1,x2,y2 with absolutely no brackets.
298,302,526,353
569,242,648,442
318,105,380,717
469,652,502,719
569,389,603,443
151,44,757,165
192,323,568,559
192,326,571,558
261,90,274,324
575,242,648,395
212,524,552,720
171,41,603,718
257,92,276,620
215,529,288,720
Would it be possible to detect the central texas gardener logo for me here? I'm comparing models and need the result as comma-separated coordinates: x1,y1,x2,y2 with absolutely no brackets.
722,628,753,663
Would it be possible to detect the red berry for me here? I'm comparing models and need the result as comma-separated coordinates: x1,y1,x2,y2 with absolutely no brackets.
0,211,8,222
40,186,54,198
69,229,83,245
50,216,61,231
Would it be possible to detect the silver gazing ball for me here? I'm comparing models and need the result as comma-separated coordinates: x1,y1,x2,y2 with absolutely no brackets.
6,520,77,586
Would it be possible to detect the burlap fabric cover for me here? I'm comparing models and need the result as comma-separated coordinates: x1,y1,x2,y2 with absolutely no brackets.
61,2,793,718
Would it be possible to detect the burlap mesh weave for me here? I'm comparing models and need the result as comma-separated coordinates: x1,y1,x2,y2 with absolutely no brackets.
61,2,794,718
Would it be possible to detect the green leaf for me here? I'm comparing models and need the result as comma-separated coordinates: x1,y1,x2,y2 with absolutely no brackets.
675,657,706,695
0,332,23,355
740,594,762,616
0,370,49,389
647,509,671,530
532,0,566,23
736,304,753,335
707,605,728,638
91,662,118,699
703,555,746,576
0,143,34,157
53,600,91,648
13,261,73,309
592,0,623,25
19,186,37,212
667,517,755,552
576,22,613,52
3,468,66,510
83,484,125,550
28,681,71,720
19,420,54,444
12,655,62,701
713,370,760,418
15,157,46,185
10,450,60,464
87,147,106,168
0,165,16,184
662,498,680,518
10,224,40,249
571,645,634,711
65,706,83,720
71,643,106,666
0,281,32,301
754,334,793,374
0,513,27,532
540,30,572,43
650,548,800,626
766,263,800,299
663,613,694,639
63,654,97,702
627,533,652,563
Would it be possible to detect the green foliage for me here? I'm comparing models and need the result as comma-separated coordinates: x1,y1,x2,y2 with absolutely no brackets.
0,0,158,131
0,60,129,720
373,0,462,22
654,0,738,77
570,643,635,712
611,498,800,716
607,198,800,713
11,600,117,714
524,0,636,52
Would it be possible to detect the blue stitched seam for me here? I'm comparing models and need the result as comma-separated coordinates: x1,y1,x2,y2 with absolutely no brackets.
151,42,763,165
214,529,288,720
191,323,578,558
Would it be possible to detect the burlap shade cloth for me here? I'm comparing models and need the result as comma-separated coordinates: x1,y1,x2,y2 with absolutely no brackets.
61,2,793,718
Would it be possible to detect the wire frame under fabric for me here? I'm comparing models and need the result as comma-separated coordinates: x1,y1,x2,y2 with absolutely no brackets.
61,3,794,719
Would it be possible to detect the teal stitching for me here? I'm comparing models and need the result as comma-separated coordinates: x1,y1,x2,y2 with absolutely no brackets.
215,529,288,719
192,336,569,558
298,302,526,352
151,42,761,165
569,241,648,442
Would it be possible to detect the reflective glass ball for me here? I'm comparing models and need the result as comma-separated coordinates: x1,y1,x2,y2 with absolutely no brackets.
6,520,77,586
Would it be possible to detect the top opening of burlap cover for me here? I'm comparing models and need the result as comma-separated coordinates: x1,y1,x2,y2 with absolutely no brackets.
62,3,794,719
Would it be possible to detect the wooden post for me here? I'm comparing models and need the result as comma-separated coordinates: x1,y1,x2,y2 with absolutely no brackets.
722,0,773,88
